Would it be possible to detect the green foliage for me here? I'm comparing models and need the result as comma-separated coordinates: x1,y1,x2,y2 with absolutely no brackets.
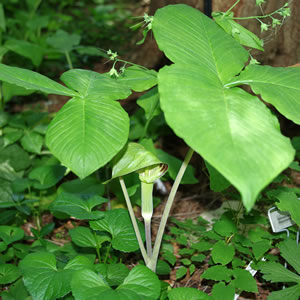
211,240,235,265
19,253,94,300
90,208,145,252
109,142,162,181
152,4,296,211
50,193,106,220
71,265,161,300
0,2,299,299
275,191,300,226
261,239,300,300
168,287,210,300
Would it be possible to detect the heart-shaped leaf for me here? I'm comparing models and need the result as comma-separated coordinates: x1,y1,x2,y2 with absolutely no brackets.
211,240,235,265
19,253,93,300
50,193,106,220
232,268,258,292
71,265,160,300
46,69,132,179
47,30,80,52
211,282,235,300
90,208,145,252
152,5,295,210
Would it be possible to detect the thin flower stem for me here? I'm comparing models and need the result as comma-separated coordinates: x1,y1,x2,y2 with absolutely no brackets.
65,51,73,69
232,3,288,20
119,177,149,264
115,58,149,71
103,242,112,264
93,231,101,262
147,148,194,272
224,0,241,17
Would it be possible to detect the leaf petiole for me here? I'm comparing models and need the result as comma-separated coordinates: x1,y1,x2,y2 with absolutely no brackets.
119,177,150,264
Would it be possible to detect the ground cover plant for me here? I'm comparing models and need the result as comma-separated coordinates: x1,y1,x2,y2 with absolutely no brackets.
0,0,300,299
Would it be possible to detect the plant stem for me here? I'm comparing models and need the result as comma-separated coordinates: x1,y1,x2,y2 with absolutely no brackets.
119,177,149,264
103,242,112,264
224,0,241,17
141,182,154,257
65,51,73,69
0,83,3,111
93,231,101,262
147,148,194,272
232,3,288,20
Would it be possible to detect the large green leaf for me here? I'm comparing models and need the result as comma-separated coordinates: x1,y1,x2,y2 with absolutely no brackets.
19,253,94,300
153,4,248,83
46,69,131,178
89,208,144,252
46,97,129,178
231,65,300,124
152,4,295,210
71,265,160,300
0,64,77,96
